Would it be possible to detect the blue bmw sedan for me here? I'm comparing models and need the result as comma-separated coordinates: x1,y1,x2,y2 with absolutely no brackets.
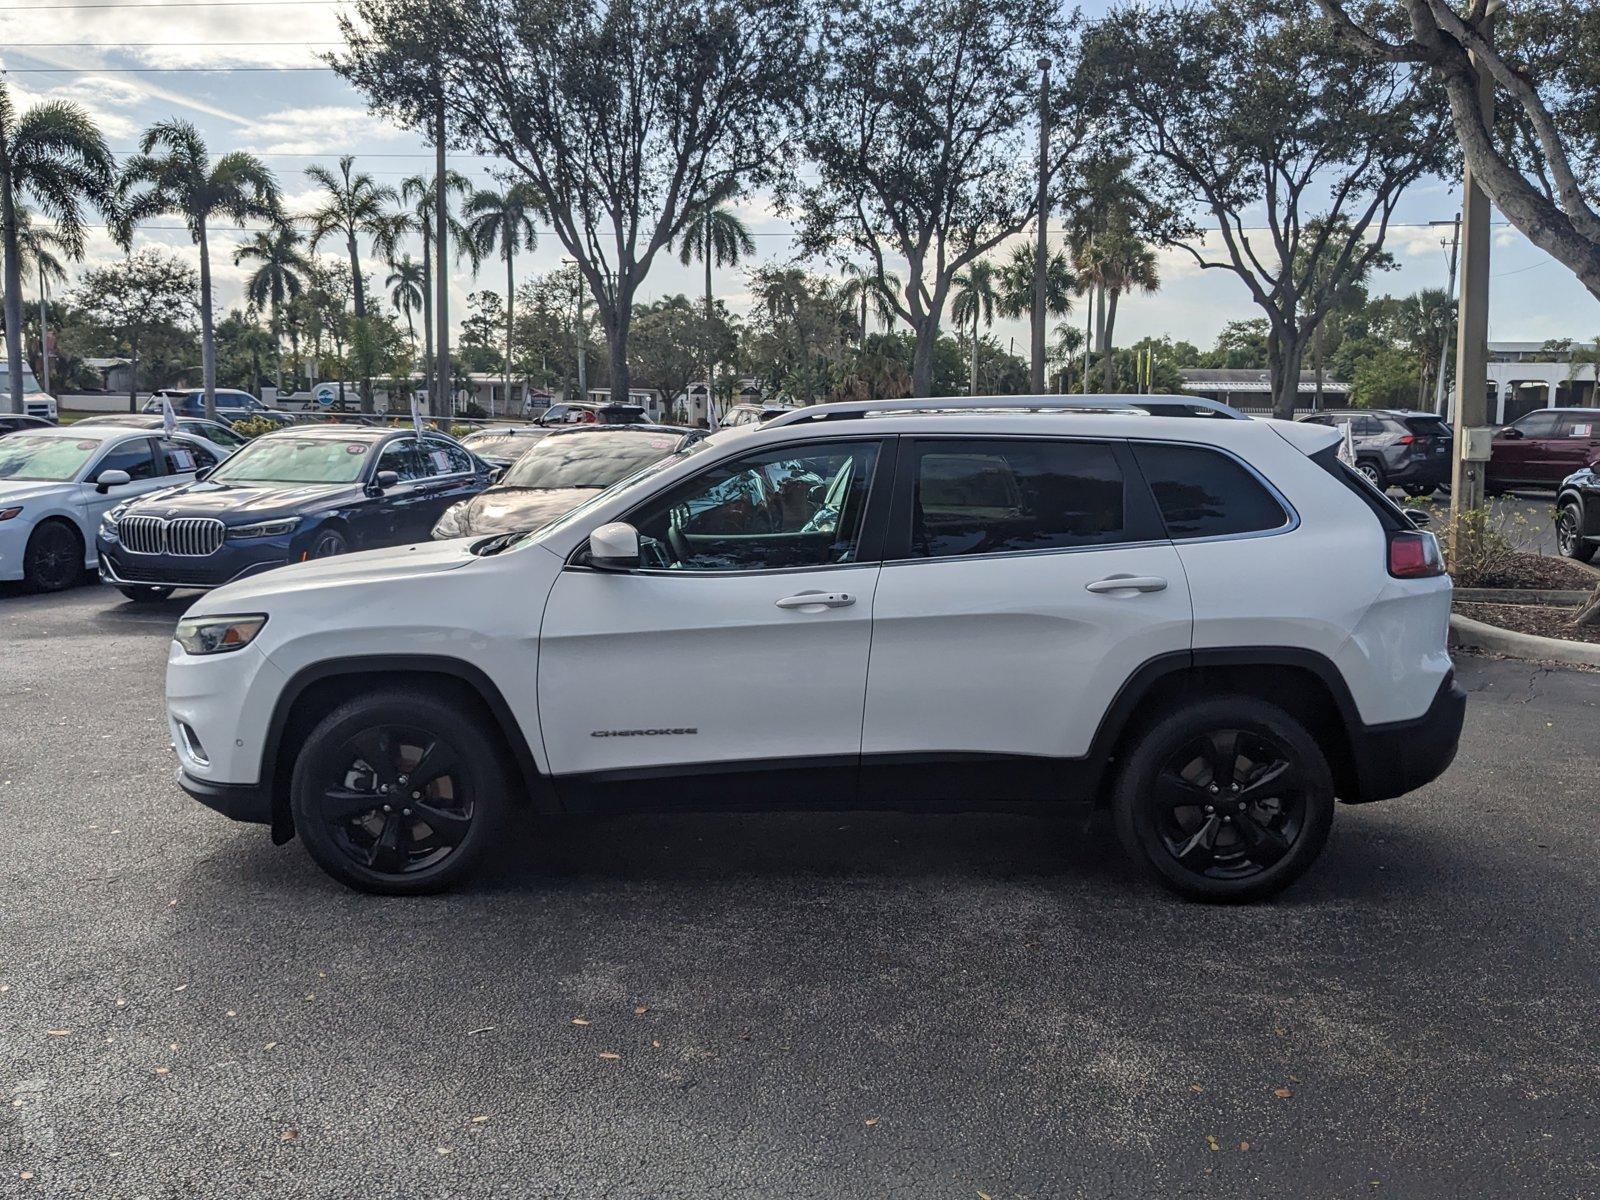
96,424,494,600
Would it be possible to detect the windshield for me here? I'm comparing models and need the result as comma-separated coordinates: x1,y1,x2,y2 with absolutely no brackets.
462,432,544,461
0,367,43,392
501,431,683,490
0,434,104,482
208,436,373,484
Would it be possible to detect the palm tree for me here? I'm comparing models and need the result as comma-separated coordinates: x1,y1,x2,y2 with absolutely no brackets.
234,223,309,394
395,171,476,408
387,257,425,354
951,260,1000,396
997,243,1076,325
464,183,540,416
839,260,901,344
677,181,755,424
1099,230,1159,390
1048,323,1085,393
117,119,279,420
0,83,114,413
12,205,70,394
305,155,395,411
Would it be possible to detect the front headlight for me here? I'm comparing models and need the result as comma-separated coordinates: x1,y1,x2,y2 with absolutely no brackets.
430,503,467,540
174,613,268,655
226,518,299,540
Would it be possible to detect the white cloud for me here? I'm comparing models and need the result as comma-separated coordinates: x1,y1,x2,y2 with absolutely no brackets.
237,105,410,156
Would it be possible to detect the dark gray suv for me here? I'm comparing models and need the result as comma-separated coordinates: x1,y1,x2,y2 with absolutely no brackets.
1298,409,1453,496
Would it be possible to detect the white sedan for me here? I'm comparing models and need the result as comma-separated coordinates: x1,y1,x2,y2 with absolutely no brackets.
0,424,222,592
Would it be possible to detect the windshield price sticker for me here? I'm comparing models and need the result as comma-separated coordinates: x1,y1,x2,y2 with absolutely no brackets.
346,443,366,454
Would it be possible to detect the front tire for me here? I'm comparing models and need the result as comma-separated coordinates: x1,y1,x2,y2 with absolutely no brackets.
1556,499,1596,562
1112,696,1335,902
308,527,348,559
23,521,84,592
118,585,174,602
290,690,511,894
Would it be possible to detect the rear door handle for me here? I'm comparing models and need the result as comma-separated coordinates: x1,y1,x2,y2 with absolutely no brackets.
775,591,855,610
1085,575,1168,594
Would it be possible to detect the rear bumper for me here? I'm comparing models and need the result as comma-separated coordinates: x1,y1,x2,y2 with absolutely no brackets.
1345,671,1467,803
1388,453,1451,486
177,767,272,825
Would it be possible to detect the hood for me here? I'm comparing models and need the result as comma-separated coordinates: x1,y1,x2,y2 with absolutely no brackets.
455,486,597,536
125,478,363,522
0,479,75,506
196,538,477,610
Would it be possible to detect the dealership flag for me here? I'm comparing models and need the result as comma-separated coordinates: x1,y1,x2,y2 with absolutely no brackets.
1337,420,1357,466
409,394,425,439
161,395,178,436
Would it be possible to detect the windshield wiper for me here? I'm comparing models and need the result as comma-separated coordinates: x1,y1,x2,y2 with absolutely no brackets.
473,530,535,557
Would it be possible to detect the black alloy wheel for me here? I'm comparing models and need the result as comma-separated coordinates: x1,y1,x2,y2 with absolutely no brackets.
291,691,509,894
23,521,83,592
1114,696,1335,902
309,528,348,559
1556,500,1595,562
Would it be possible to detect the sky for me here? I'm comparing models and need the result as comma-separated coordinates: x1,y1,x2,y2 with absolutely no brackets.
3,0,1597,363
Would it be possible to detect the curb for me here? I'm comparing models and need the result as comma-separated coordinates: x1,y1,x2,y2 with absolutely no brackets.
1449,613,1600,668
1454,587,1593,605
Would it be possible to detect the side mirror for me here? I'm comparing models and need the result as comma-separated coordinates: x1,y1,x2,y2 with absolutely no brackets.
1403,508,1431,529
1500,427,1522,439
371,469,401,492
95,468,131,494
194,466,212,482
588,521,641,570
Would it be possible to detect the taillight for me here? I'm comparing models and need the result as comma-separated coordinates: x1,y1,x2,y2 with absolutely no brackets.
1397,434,1415,445
1388,530,1445,578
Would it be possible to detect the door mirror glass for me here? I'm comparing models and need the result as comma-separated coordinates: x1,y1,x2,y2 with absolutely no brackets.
372,469,401,491
95,468,131,493
589,520,641,570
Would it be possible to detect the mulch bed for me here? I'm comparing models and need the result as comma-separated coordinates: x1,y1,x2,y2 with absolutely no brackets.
1458,552,1600,591
1454,601,1600,646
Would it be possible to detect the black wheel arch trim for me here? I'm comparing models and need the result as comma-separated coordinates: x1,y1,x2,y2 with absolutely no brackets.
259,654,554,843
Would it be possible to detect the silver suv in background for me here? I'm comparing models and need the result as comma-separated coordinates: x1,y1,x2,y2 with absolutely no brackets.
1298,409,1453,496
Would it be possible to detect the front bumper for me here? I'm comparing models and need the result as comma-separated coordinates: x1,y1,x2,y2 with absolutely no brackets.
1345,671,1467,803
98,538,291,591
176,767,271,825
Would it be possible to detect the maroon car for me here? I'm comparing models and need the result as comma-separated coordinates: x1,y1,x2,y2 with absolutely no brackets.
1487,407,1600,491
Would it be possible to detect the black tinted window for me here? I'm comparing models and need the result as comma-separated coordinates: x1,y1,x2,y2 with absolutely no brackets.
96,438,161,481
158,438,212,473
1513,411,1559,437
422,439,474,475
910,439,1126,558
1133,443,1287,539
1402,416,1450,437
376,441,426,482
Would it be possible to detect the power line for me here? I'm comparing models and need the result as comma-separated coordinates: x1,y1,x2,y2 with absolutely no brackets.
2,42,344,47
0,0,341,8
4,65,335,72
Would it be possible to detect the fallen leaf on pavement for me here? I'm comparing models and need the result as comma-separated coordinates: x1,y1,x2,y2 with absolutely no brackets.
598,1052,620,1061
280,1130,298,1142
437,1147,453,1156
1274,1087,1292,1099
571,1018,590,1026
263,1042,277,1051
471,1116,490,1124
864,1117,879,1127
1206,1135,1220,1152
1190,1084,1203,1093
634,1005,648,1015
46,1030,70,1037
153,1067,169,1076
1240,1141,1250,1151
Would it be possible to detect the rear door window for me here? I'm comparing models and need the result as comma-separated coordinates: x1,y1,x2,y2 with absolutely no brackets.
906,438,1135,558
1512,411,1559,438
1131,442,1289,539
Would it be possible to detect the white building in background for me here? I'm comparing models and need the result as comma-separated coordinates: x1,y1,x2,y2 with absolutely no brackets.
1482,341,1599,425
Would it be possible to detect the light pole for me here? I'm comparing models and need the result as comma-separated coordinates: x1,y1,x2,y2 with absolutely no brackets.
1449,2,1498,543
1031,55,1051,394
1430,213,1461,416
562,258,587,404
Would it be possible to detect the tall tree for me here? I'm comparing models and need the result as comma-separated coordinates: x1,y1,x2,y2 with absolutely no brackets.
464,182,541,415
305,155,395,411
797,0,1079,396
336,0,810,411
234,223,310,394
839,259,902,344
116,120,280,420
70,250,197,412
388,170,476,407
1317,0,1600,298
0,83,114,413
1081,1,1449,416
676,179,755,421
387,256,426,353
1096,227,1160,390
952,260,1000,395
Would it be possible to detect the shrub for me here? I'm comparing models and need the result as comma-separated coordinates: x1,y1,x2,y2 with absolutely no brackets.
450,424,475,439
231,416,282,439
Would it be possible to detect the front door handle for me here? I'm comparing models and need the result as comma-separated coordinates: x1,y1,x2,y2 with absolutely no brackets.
1085,575,1168,594
775,591,855,610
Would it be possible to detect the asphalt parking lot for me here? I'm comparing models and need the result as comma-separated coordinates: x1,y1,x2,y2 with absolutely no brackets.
1,583,1596,1200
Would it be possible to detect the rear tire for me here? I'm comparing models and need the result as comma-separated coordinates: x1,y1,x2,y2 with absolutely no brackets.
1357,459,1387,491
290,689,511,895
1403,484,1435,498
1556,499,1596,562
117,585,175,602
23,521,83,592
1112,696,1335,902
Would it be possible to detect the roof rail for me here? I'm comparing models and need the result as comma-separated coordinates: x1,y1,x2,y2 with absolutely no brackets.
759,394,1250,430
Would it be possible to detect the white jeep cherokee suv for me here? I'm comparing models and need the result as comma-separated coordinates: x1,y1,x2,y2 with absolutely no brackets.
165,397,1465,901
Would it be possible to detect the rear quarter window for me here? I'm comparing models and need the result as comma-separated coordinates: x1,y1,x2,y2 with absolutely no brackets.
1132,443,1289,539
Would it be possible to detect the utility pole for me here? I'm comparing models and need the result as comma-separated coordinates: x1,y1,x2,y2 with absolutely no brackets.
1431,213,1462,416
1449,2,1498,540
1031,56,1051,395
434,96,451,420
37,266,50,395
575,272,587,404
